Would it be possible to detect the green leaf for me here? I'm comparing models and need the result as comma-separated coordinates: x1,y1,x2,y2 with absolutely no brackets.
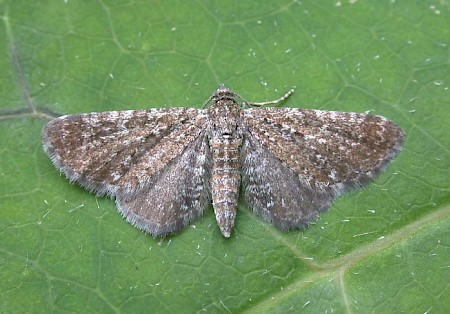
1,0,449,312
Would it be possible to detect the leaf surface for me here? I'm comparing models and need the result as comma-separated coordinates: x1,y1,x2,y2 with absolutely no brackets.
1,1,449,312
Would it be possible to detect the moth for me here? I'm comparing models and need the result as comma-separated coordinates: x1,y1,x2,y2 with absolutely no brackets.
42,85,403,237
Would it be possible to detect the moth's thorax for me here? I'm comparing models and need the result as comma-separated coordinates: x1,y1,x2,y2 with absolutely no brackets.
209,97,242,137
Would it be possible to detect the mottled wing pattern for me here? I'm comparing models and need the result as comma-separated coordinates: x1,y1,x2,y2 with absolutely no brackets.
242,108,403,230
116,131,211,236
43,108,211,236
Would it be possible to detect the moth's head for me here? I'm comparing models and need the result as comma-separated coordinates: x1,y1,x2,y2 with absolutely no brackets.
216,84,230,93
213,84,237,102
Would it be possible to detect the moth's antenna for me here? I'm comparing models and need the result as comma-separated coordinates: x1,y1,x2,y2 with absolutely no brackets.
242,88,295,108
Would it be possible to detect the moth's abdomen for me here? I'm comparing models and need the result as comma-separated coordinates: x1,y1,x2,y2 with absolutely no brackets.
210,136,242,237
